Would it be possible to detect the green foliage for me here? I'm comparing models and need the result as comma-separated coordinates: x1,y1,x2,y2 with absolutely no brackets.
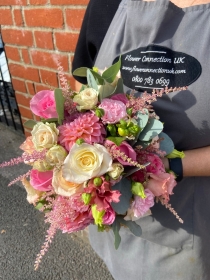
87,69,98,91
159,132,174,155
102,57,121,83
106,136,125,146
139,118,163,141
54,89,65,125
24,120,37,129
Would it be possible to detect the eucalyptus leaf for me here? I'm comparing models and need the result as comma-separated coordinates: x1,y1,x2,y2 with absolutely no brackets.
106,137,125,146
24,120,37,129
73,67,88,77
135,109,149,130
111,178,132,215
102,57,121,83
139,119,163,141
87,69,98,91
99,81,115,101
54,88,65,125
117,216,142,237
111,218,121,249
159,132,174,155
112,77,124,94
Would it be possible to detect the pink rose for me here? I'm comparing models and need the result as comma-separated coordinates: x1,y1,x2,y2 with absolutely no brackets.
145,172,177,203
145,153,165,175
103,205,116,225
30,90,58,119
132,189,155,218
110,93,128,105
106,140,137,166
30,169,53,191
98,98,127,124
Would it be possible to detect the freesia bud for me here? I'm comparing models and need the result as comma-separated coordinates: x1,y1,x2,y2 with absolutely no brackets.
95,108,105,118
76,138,85,145
91,205,105,226
93,177,103,187
131,181,146,198
82,193,91,205
107,124,117,136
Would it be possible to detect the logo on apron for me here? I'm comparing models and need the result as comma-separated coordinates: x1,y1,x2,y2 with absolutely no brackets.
117,45,202,91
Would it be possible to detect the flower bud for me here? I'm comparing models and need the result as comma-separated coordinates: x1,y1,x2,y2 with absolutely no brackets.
91,205,105,226
95,108,105,118
119,119,127,128
131,181,146,198
107,124,117,136
166,149,185,159
76,138,85,145
128,125,141,136
118,127,129,137
46,145,68,166
108,163,124,180
93,177,103,187
82,193,91,205
126,108,133,116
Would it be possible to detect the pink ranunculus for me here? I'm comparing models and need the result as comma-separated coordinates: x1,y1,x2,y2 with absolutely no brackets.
105,140,137,166
30,169,53,191
110,93,128,105
145,172,177,203
30,90,58,119
132,189,155,218
103,205,116,225
98,98,127,124
145,153,165,175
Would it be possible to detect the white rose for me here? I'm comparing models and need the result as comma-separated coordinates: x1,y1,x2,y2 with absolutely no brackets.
73,88,98,111
52,168,84,197
31,122,59,150
46,145,67,166
108,163,124,180
21,178,43,204
62,143,113,184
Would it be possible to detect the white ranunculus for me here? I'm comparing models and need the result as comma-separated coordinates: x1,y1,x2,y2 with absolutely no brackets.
46,145,67,166
108,163,124,180
73,88,98,111
52,168,84,197
62,143,113,184
31,122,59,150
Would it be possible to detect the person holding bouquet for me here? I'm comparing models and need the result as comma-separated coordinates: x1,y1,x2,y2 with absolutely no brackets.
72,0,210,279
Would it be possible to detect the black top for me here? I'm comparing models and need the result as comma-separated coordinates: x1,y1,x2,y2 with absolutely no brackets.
72,0,121,84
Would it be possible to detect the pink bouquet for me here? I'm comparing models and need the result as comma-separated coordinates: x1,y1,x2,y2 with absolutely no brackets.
0,58,185,269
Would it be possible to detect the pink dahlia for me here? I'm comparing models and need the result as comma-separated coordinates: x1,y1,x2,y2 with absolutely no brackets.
58,112,106,151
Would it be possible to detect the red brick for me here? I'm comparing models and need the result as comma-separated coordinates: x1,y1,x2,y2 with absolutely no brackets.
34,31,54,50
12,78,27,93
13,9,23,26
1,29,33,47
0,8,13,25
26,81,35,95
35,83,52,92
40,69,58,88
30,0,48,4
18,106,33,119
66,9,85,30
51,0,88,4
24,8,63,28
24,130,32,138
4,46,20,62
0,0,27,5
15,92,31,107
55,32,79,52
31,50,69,71
21,48,31,64
9,63,40,82
34,115,41,121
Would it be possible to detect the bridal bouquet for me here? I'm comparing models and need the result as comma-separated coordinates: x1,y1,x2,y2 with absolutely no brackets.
0,58,185,269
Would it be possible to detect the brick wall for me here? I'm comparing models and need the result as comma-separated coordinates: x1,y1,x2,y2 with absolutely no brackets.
0,0,88,136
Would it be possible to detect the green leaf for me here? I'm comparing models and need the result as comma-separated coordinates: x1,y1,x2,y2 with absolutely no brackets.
98,80,115,101
73,67,88,77
106,136,125,146
24,120,37,129
111,178,132,215
159,132,174,155
139,119,163,141
112,77,124,94
79,84,86,92
117,216,142,237
87,69,98,91
90,70,104,85
102,57,121,83
111,218,121,249
41,118,58,123
135,109,149,130
54,88,65,125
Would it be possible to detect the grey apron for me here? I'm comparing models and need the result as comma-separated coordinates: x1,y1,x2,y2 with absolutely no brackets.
89,1,210,279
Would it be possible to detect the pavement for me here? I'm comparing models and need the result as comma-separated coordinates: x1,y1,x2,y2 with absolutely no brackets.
0,122,114,280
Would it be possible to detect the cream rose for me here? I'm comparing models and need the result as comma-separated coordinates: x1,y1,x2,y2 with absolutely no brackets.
108,163,124,180
21,178,43,204
31,122,59,150
33,159,53,171
52,168,84,197
46,145,67,166
73,88,98,111
62,143,113,184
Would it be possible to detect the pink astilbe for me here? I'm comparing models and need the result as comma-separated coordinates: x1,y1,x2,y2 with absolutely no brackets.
58,113,106,151
8,170,31,186
34,193,93,270
0,149,46,168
